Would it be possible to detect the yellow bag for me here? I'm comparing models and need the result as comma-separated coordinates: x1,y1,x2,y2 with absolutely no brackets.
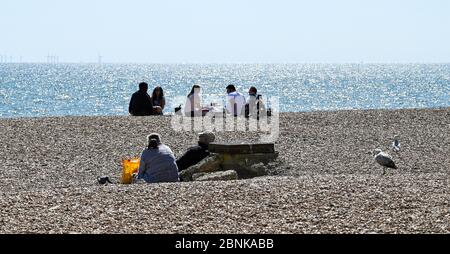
121,158,140,184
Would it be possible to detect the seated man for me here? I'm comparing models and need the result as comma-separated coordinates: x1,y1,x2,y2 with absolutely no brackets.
176,131,216,172
129,82,162,116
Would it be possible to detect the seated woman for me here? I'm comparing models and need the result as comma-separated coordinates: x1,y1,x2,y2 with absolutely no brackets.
184,85,202,117
137,133,179,183
150,86,166,115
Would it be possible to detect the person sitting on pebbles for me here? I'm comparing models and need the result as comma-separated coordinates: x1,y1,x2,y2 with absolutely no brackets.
137,133,180,183
176,131,216,172
129,82,163,116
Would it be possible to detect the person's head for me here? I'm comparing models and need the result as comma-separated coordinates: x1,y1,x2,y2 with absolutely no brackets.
188,85,201,97
152,86,164,99
147,133,162,149
198,131,216,145
373,149,383,156
226,84,236,94
139,82,149,93
249,86,257,96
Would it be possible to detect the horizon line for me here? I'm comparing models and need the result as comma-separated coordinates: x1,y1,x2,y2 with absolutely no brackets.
1,61,450,65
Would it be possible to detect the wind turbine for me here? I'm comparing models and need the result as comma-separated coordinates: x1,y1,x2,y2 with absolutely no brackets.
98,53,103,65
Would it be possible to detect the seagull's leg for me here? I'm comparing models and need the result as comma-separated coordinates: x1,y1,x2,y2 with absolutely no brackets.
382,167,386,176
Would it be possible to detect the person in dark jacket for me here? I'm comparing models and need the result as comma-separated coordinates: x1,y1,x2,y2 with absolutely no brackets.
176,131,216,172
129,82,160,116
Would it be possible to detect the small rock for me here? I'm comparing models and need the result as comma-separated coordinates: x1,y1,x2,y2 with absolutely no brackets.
248,163,268,177
194,170,238,182
179,155,223,181
48,205,61,211
192,173,208,181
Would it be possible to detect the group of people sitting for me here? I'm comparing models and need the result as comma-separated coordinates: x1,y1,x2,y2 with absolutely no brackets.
129,82,267,118
129,82,269,184
137,131,216,183
128,82,166,116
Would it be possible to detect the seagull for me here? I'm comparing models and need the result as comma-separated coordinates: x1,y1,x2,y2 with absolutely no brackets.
374,149,398,175
392,136,401,152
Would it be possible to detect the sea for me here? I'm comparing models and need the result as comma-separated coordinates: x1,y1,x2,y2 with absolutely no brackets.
0,63,449,118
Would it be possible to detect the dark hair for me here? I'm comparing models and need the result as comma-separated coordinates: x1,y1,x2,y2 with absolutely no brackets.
148,138,160,149
188,85,201,97
152,86,164,100
147,133,161,149
139,82,149,90
226,84,236,92
249,86,257,94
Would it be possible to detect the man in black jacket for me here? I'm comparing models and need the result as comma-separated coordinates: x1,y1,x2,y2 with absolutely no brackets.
176,131,216,172
129,82,161,116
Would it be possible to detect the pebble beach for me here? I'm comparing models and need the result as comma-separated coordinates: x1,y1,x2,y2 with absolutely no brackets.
0,108,449,234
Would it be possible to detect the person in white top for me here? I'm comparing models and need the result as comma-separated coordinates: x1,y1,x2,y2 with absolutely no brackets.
226,84,246,117
184,85,202,117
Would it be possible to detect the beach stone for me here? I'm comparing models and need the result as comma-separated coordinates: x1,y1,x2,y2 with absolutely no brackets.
191,173,208,181
248,163,268,177
209,143,275,154
194,170,238,182
221,153,278,179
179,155,224,182
180,152,277,181
221,153,279,169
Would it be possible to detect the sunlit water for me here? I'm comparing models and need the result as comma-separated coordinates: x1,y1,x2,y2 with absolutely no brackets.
0,63,449,118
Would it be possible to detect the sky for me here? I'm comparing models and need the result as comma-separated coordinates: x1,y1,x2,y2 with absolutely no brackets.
1,0,449,63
